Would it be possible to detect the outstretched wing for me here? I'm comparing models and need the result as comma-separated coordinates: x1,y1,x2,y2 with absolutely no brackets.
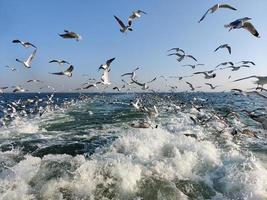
114,15,126,29
243,22,260,38
233,76,258,82
219,4,237,11
198,8,211,23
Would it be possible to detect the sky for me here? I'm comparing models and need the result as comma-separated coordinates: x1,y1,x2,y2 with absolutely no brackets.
0,0,267,92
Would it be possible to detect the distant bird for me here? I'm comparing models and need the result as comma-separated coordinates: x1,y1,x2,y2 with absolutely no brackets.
121,67,140,79
16,49,37,68
131,77,156,90
216,61,234,68
224,17,260,38
177,54,198,62
59,30,82,41
27,79,41,83
182,64,204,69
198,4,237,23
214,44,231,54
169,75,192,80
49,60,70,65
222,65,250,71
99,57,115,71
0,87,8,94
205,83,219,89
114,15,132,33
237,61,256,66
112,85,125,91
101,69,111,85
12,86,27,93
12,39,37,48
128,10,147,24
233,76,267,87
5,66,16,71
50,65,74,77
167,48,185,55
194,72,216,79
186,82,201,91
83,82,101,89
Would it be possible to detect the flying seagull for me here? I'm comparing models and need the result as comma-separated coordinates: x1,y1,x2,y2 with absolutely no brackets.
128,10,147,24
199,4,237,23
114,15,133,33
121,67,140,79
99,57,115,71
167,48,185,54
177,54,198,62
50,65,74,77
49,60,70,65
12,86,28,93
182,64,204,69
27,79,41,83
224,17,260,38
205,83,219,89
214,44,231,54
222,65,250,71
16,49,37,68
237,61,256,66
59,30,82,41
83,82,101,89
233,76,267,87
194,72,216,79
12,40,37,48
216,61,234,68
186,82,201,91
101,69,111,85
131,77,156,90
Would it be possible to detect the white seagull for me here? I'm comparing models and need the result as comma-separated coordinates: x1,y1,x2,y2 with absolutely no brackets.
50,65,74,77
101,69,111,85
224,17,260,38
199,4,237,23
114,15,133,33
131,77,156,90
12,39,37,48
49,59,70,65
59,30,82,41
214,44,231,54
99,57,116,71
121,67,140,79
16,49,37,68
128,10,147,24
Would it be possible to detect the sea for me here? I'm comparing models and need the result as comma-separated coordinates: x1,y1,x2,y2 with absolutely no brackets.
0,92,266,200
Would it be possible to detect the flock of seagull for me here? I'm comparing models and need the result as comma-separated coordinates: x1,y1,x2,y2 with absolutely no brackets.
1,3,267,132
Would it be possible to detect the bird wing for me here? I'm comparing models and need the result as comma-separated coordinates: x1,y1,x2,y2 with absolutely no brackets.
219,4,237,10
50,72,64,75
106,57,115,66
24,42,37,48
205,83,212,88
49,60,59,63
226,45,231,54
65,65,74,73
187,55,197,62
214,45,222,52
198,8,211,23
137,10,147,14
114,15,126,29
131,79,144,86
243,22,260,38
25,49,37,66
12,40,22,44
83,84,95,89
233,76,258,82
121,72,133,77
147,77,157,84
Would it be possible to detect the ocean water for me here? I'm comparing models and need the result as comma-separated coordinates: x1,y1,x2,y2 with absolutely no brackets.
0,93,266,200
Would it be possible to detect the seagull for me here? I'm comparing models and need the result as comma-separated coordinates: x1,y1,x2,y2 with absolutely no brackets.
186,82,200,91
198,4,237,23
237,61,256,66
167,48,185,55
101,69,111,85
130,99,141,110
169,75,192,80
50,65,74,77
214,44,231,54
12,39,37,48
12,86,28,93
216,61,234,68
83,82,101,89
16,49,37,68
0,87,8,94
182,64,204,69
49,60,70,65
128,10,147,24
121,67,140,79
222,65,250,71
205,83,219,89
131,77,156,90
99,57,115,71
59,30,82,41
27,79,41,83
114,15,133,33
113,85,126,92
224,17,260,38
177,54,198,62
194,72,216,79
233,76,267,87
5,66,16,71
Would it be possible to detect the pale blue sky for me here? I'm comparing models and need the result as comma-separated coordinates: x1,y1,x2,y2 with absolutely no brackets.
0,0,266,92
